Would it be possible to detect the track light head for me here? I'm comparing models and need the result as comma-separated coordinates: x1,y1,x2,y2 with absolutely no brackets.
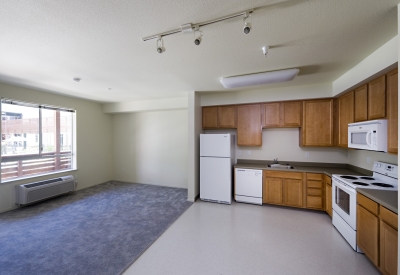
243,14,252,34
193,27,203,46
156,37,165,53
194,37,201,45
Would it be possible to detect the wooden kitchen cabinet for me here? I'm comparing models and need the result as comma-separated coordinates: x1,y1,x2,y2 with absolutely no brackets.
202,106,218,129
202,106,237,129
386,68,398,154
356,193,398,275
300,99,334,147
368,75,386,120
325,175,332,217
263,171,303,208
306,173,324,210
357,200,380,266
338,91,354,147
237,104,262,146
263,101,301,128
218,105,237,128
354,85,368,122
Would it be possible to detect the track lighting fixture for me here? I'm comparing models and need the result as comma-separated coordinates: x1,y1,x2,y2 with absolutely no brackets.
142,8,254,43
194,27,202,45
156,37,165,53
243,13,252,34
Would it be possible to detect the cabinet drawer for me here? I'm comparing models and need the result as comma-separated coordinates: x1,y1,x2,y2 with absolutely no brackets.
307,181,322,189
307,188,322,196
307,196,323,209
357,193,379,216
380,206,398,230
307,173,323,180
263,171,303,180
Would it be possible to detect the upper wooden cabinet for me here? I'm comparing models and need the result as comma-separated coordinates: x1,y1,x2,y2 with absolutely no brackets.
368,75,386,120
218,106,237,128
237,104,262,146
202,106,218,129
263,101,301,128
338,91,354,147
386,68,398,154
354,85,368,122
300,99,334,147
202,106,237,129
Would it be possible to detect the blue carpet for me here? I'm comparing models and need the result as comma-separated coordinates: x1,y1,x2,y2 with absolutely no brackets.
0,181,192,275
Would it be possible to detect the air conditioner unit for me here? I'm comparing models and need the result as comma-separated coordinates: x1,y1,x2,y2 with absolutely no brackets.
16,175,76,206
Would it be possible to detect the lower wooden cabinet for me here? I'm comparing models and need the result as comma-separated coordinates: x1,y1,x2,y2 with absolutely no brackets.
325,175,332,217
357,203,379,266
306,173,324,210
263,171,303,207
356,193,398,275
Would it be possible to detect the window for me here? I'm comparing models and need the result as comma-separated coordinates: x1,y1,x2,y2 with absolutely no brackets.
1,99,75,181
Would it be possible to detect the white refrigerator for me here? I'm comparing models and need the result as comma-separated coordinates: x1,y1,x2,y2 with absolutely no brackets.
200,133,235,204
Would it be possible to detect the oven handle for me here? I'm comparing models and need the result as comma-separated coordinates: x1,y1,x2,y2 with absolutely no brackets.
366,130,372,148
333,178,356,197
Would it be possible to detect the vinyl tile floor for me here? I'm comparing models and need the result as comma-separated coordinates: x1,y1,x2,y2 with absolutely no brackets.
123,200,380,275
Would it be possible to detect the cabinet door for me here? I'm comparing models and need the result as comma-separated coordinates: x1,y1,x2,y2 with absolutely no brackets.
380,221,398,275
338,91,354,147
263,177,283,204
281,101,301,127
202,107,218,129
325,182,332,217
386,68,398,154
263,103,280,127
237,104,262,146
218,106,237,128
284,179,303,207
357,205,379,266
354,85,368,122
368,75,386,120
301,99,334,146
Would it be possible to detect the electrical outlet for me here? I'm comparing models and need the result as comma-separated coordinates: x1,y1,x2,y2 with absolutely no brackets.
247,150,251,155
305,152,310,158
238,150,242,155
367,157,371,164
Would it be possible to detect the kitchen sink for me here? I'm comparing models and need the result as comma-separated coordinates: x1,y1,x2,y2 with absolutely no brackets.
267,164,295,169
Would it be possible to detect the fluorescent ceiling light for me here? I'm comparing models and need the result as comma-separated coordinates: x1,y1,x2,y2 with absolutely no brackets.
220,68,300,88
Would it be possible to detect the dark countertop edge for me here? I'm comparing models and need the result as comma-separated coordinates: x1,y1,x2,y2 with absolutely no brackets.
356,188,398,214
235,159,372,176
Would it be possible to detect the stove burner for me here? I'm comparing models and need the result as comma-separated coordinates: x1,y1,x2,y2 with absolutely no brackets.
360,177,375,180
352,182,369,186
340,176,358,180
371,183,394,188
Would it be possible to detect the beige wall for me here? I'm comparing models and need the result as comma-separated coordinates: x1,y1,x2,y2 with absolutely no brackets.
0,82,114,213
348,150,397,171
112,109,188,189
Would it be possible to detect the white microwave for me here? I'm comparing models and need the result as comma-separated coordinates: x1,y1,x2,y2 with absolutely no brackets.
348,119,387,152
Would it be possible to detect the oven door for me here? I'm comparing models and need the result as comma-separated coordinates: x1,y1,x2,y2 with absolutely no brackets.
332,178,357,230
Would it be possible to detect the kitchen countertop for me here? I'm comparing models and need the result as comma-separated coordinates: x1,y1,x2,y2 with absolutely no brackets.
356,188,398,214
234,160,370,177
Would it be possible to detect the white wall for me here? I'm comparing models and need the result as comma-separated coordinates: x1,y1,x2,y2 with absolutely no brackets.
112,109,188,189
0,82,114,213
205,128,348,164
333,36,398,96
187,91,202,202
348,150,398,171
201,83,332,106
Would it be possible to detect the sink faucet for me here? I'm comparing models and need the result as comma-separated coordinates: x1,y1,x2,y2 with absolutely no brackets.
273,158,278,164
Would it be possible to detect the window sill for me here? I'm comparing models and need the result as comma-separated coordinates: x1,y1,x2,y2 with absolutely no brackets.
1,169,78,184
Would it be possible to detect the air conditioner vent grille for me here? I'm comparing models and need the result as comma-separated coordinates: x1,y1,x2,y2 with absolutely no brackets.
26,181,75,204
24,178,63,188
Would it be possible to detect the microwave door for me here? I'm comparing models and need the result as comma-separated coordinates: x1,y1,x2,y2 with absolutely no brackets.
349,129,372,150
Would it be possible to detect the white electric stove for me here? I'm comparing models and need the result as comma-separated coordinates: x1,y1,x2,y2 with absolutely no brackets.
332,161,398,252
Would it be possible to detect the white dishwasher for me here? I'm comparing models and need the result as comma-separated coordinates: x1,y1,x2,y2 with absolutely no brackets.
235,168,262,205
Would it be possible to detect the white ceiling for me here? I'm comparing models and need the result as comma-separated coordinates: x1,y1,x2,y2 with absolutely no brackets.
0,0,398,103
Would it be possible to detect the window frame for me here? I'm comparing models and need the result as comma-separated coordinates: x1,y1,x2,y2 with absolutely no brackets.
1,98,76,181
